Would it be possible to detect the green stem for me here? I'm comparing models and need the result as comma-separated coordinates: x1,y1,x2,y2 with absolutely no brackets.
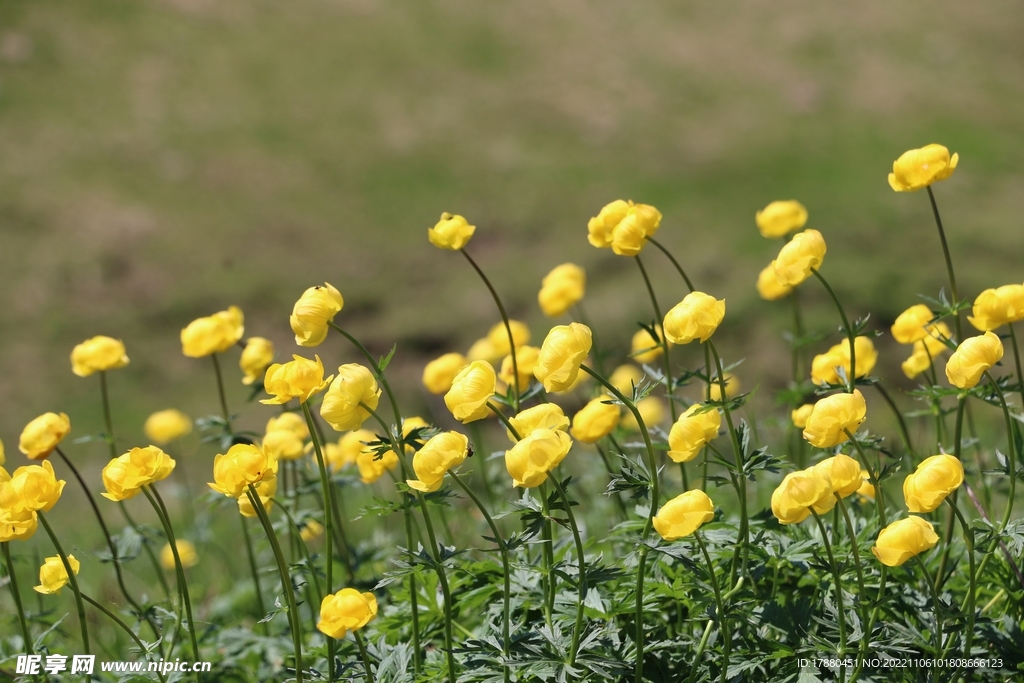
271,498,324,604
810,510,846,680
985,371,1017,531
82,592,166,683
872,382,915,463
37,511,90,654
914,554,943,669
118,501,171,601
487,400,521,440
836,496,869,666
948,501,976,659
550,475,587,668
1009,324,1024,407
647,237,696,292
329,322,403,428
540,481,555,626
246,485,303,683
211,353,233,432
353,629,375,683
694,532,730,683
926,186,962,342
935,396,967,589
687,619,714,683
811,268,856,392
2,542,33,658
239,513,269,636
99,370,118,459
596,442,629,519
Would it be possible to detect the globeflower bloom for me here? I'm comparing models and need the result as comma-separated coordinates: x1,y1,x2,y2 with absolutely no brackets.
610,364,643,395
266,412,310,441
237,477,277,518
428,212,475,250
756,263,794,301
587,199,662,256
887,144,958,192
7,460,66,513
570,398,621,444
355,444,399,484
667,404,720,463
709,373,740,402
406,431,469,492
300,520,325,543
538,263,586,317
773,229,826,287
499,345,540,390
422,353,468,395
505,428,572,488
653,490,715,540
318,588,378,639
810,337,878,385
968,285,1024,332
771,469,833,525
101,446,176,502
70,336,129,377
508,404,570,441
262,355,333,405
903,454,964,513
240,337,275,384
181,306,244,357
755,200,808,239
444,360,496,423
802,389,867,449
319,364,381,432
209,443,277,498
18,412,71,460
663,292,726,345
945,332,1003,389
791,404,814,429
0,472,38,542
534,323,593,392
160,540,198,571
891,304,935,344
872,516,939,567
144,409,192,444
34,555,79,595
812,454,863,499
621,397,665,432
290,283,344,347
487,320,531,357
631,326,666,364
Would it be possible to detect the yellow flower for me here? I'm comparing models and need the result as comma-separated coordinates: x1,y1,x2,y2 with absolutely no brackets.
422,353,468,395
34,555,79,595
857,470,876,501
100,446,176,502
401,416,430,454
487,320,531,357
791,404,814,429
444,360,496,423
812,454,863,499
70,336,129,377
631,326,666,364
0,438,4,467
756,263,794,301
504,428,573,488
262,355,333,405
18,413,71,460
667,404,720,463
0,473,38,542
903,454,964,513
263,429,306,461
968,285,1024,332
318,588,378,639
891,304,935,344
901,345,932,380
887,144,958,192
507,404,570,442
653,490,715,540
708,373,740,402
355,445,399,485
406,431,469,492
7,460,66,512
538,263,586,317
160,540,198,571
144,409,192,445
291,283,344,347
237,476,277,518
181,306,244,358
428,212,476,250
570,398,621,444
621,397,665,432
240,337,275,385
320,364,381,431
945,332,1003,389
300,520,325,543
610,364,644,395
872,516,939,567
773,229,826,287
266,412,310,441
771,469,832,525
466,338,500,363
587,200,662,256
802,389,867,449
209,443,277,498
755,200,808,239
810,337,877,385
902,322,954,379
534,323,593,392
327,429,374,471
663,292,726,345
499,345,540,390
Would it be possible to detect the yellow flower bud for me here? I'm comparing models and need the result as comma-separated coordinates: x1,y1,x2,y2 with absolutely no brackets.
160,540,198,571
587,200,662,256
240,337,275,385
300,520,325,543
791,404,814,429
667,404,720,463
534,323,593,393
857,469,875,502
901,345,932,380
631,326,666,364
208,443,277,498
653,490,715,540
621,397,665,432
422,353,468,395
810,337,877,386
802,389,867,449
34,554,79,595
871,516,939,567
144,409,192,445
587,200,629,248
609,364,643,395
466,338,500,363
290,283,344,347
19,413,71,460
319,364,381,431
663,291,726,345
266,412,310,441
570,398,621,444
262,355,333,405
755,200,808,239
428,212,476,250
263,429,306,461
771,469,832,525
945,332,1003,389
968,285,1024,332
903,454,964,513
487,320,531,357
887,144,958,192
355,445,399,485
708,373,740,402
444,360,496,423
756,263,794,301
504,428,572,488
891,304,935,344
317,588,378,639
538,263,586,317
7,460,66,513
70,336,129,377
406,431,469,492
100,446,176,502
237,476,277,518
812,454,863,498
499,345,540,390
180,306,244,358
773,229,826,287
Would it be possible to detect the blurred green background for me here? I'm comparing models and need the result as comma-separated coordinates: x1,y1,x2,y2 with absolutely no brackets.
2,0,1023,465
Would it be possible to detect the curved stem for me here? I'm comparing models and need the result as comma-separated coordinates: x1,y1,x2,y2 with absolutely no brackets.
353,629,375,683
118,501,171,600
211,353,233,432
810,510,846,678
914,554,943,668
270,498,323,604
635,256,678,417
99,371,118,459
647,237,695,292
36,511,90,654
2,542,34,658
926,186,962,342
82,592,166,683
836,496,869,666
461,248,520,412
935,395,966,588
596,442,629,519
487,401,520,440
239,514,269,636
872,382,915,463
329,322,403,428
550,475,587,668
811,268,856,393
694,532,730,683
539,481,555,625
985,371,1017,531
948,501,976,658
1009,324,1024,407
687,619,714,683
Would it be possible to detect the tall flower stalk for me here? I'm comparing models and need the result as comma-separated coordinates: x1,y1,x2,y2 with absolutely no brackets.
2,541,35,661
36,511,90,654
